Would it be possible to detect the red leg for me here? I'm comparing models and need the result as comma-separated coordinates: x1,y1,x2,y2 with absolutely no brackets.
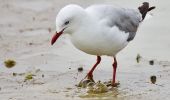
87,56,101,81
112,57,117,86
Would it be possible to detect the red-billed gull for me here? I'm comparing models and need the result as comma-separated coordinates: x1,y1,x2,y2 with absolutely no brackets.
51,2,155,86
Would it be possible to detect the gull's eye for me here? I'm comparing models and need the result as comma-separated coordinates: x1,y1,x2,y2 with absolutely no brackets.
64,21,69,25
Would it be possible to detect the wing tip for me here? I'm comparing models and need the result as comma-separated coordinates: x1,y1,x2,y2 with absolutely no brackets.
138,2,156,20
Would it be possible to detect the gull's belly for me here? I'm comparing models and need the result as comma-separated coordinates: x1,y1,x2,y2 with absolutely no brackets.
70,32,128,56
74,43,127,56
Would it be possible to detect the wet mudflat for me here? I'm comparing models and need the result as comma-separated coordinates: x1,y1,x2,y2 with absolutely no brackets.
0,0,170,100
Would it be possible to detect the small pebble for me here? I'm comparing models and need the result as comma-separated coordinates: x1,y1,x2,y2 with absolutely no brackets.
149,60,154,65
42,74,44,78
12,73,17,76
150,75,156,84
136,54,142,63
29,42,33,45
77,67,83,72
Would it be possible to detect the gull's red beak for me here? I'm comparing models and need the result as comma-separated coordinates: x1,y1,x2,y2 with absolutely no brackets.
51,28,65,45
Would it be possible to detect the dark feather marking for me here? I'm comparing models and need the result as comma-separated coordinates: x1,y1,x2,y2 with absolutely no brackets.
138,2,156,20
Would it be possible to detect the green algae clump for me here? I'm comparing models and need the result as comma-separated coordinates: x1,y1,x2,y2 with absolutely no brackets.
4,59,16,68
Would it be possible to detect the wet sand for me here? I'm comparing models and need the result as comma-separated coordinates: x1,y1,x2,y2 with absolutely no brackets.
0,0,170,100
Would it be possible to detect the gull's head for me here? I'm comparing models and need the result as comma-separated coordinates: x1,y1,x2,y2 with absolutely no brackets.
51,4,86,45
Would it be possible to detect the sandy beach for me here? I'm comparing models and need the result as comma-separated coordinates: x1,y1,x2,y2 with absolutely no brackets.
0,0,170,100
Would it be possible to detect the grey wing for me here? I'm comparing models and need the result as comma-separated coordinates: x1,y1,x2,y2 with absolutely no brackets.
86,5,142,41
113,8,142,41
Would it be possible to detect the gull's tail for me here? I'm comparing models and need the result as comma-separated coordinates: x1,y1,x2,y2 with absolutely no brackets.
138,2,156,20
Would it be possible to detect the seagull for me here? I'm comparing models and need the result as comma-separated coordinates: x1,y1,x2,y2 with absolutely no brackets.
51,2,155,86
